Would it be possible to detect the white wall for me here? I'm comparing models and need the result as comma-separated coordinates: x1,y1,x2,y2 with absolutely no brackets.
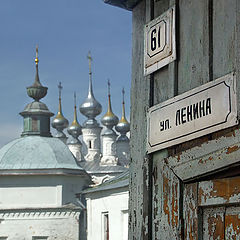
0,210,80,240
85,188,129,240
0,175,88,209
0,174,89,240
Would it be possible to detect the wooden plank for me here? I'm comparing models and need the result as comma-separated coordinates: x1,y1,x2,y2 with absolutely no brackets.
151,1,181,238
202,207,225,240
183,183,198,240
225,206,240,239
167,128,240,181
198,177,240,207
236,0,240,114
153,0,177,105
129,1,150,239
212,0,236,80
178,0,209,94
152,152,181,239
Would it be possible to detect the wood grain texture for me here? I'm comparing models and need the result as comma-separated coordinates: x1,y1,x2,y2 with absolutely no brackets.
178,0,209,94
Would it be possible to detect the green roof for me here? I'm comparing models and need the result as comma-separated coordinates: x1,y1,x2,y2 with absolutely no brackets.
0,136,86,172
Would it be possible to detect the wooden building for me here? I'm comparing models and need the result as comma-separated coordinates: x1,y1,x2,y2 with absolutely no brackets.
105,0,240,239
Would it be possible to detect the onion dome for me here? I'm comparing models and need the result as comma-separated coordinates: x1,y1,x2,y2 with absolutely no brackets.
116,88,130,141
20,46,54,137
26,45,48,101
80,52,102,127
101,80,119,133
68,93,82,144
52,82,69,139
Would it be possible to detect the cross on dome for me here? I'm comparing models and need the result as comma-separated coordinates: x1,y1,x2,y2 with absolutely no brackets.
87,51,92,74
58,82,63,100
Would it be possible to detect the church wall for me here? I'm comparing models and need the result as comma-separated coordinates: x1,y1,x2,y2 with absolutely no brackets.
0,185,61,209
0,209,81,240
0,176,63,208
85,188,128,240
61,175,89,205
0,175,89,209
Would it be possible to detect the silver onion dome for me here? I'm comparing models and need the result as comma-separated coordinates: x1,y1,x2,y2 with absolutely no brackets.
101,80,119,130
79,77,102,119
68,93,82,143
116,88,130,140
52,82,69,138
80,52,102,126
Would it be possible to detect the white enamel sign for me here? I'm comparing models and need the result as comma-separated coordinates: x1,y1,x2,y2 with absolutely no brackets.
144,6,176,76
147,73,238,153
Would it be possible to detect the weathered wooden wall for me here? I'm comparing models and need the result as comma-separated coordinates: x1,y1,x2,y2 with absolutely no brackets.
129,1,150,239
129,0,240,239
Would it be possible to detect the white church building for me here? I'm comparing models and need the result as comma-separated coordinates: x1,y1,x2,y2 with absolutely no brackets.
0,49,130,240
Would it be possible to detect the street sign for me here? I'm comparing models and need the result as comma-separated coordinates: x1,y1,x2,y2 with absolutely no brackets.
144,6,176,76
147,73,238,153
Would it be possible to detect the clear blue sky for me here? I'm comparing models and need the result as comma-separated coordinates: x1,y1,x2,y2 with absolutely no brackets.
0,0,132,147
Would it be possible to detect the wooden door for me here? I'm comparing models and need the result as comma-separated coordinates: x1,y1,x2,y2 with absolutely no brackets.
184,176,240,239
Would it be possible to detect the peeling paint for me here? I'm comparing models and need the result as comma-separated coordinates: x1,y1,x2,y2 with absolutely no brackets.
199,177,240,206
184,183,198,240
203,207,225,240
226,145,239,154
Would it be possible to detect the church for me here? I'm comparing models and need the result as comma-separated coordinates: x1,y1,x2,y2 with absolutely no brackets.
0,48,130,240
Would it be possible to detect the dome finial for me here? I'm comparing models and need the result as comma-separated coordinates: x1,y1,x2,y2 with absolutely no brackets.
115,87,130,140
52,82,69,141
34,44,41,86
108,79,111,96
68,92,82,143
58,82,63,114
87,51,92,75
35,45,39,65
121,87,127,120
87,51,94,98
107,79,113,113
80,51,102,126
122,87,125,104
73,91,78,123
101,80,119,130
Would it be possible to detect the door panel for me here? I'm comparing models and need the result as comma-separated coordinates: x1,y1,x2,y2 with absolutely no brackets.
225,206,240,239
202,207,225,240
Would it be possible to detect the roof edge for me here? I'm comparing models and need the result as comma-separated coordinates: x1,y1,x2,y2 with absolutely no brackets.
103,0,141,11
0,168,91,179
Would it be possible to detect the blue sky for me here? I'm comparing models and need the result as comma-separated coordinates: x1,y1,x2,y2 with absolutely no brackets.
0,0,132,147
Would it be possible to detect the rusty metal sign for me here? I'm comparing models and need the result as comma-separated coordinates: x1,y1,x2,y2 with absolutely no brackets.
144,5,176,76
147,73,238,153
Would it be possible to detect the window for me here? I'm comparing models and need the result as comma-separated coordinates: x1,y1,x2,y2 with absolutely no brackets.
89,140,92,149
102,212,109,240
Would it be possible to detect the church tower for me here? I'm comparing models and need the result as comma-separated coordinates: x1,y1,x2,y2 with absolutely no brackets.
20,46,54,136
115,88,130,167
100,80,119,165
67,93,84,161
52,82,69,143
80,52,102,161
